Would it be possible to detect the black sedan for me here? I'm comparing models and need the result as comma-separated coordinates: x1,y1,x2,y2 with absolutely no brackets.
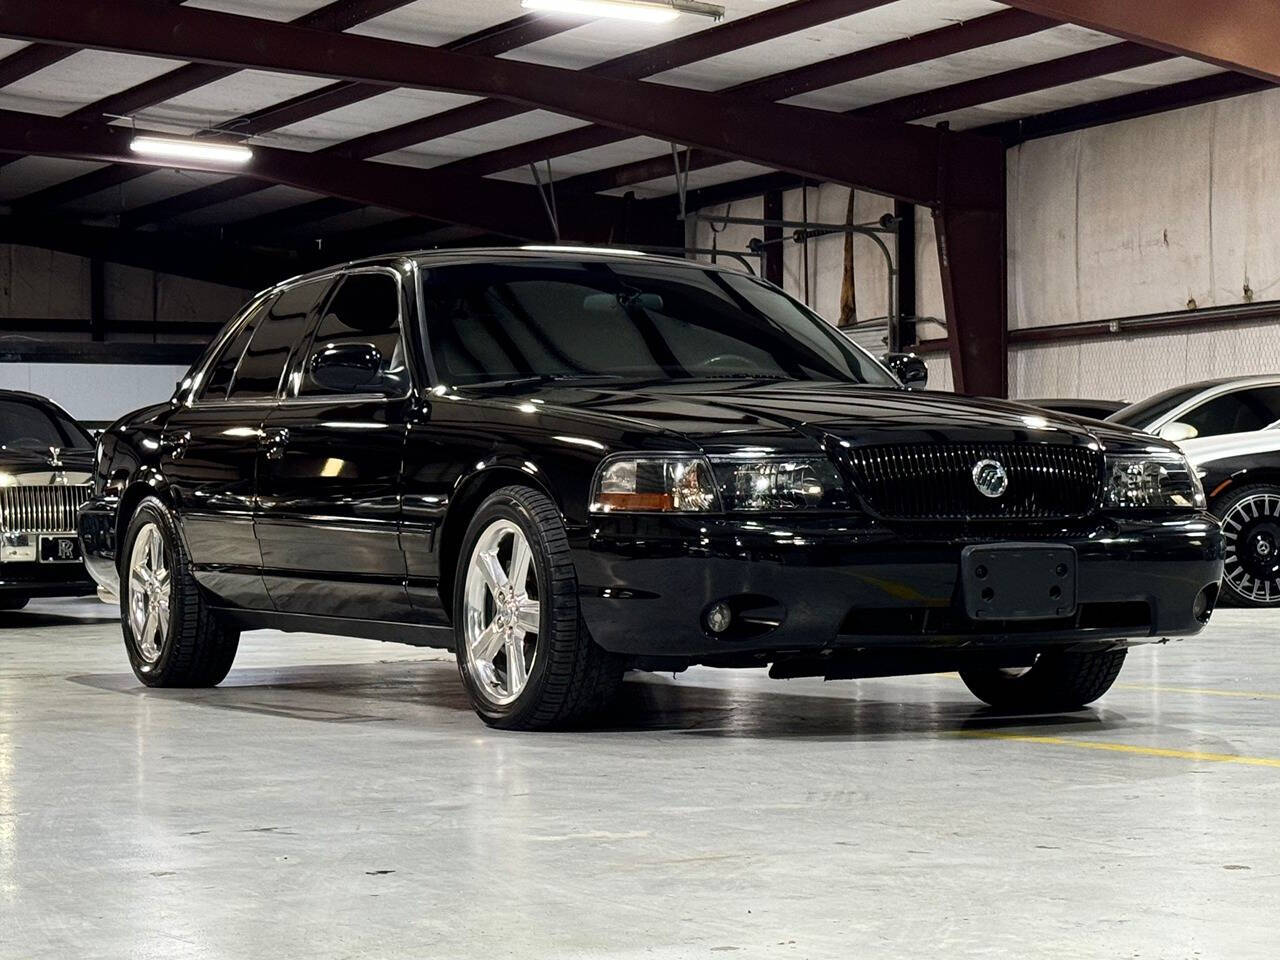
2,390,97,609
80,249,1223,729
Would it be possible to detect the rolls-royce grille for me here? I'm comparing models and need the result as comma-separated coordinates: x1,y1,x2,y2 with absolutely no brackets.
0,484,91,533
844,444,1102,520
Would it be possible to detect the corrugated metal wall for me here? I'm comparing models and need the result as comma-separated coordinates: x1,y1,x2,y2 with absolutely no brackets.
693,85,1280,400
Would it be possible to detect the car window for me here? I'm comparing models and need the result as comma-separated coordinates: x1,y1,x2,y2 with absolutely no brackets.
298,273,407,397
226,280,331,402
0,399,93,451
420,260,894,387
198,293,276,402
1179,387,1280,438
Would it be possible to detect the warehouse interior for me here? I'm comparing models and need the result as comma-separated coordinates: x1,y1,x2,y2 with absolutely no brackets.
1,1,1278,957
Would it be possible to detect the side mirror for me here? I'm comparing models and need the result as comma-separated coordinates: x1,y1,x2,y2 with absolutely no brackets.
1157,421,1199,443
881,351,928,390
309,341,383,393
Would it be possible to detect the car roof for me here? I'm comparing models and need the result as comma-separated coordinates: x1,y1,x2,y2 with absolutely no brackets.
263,246,732,293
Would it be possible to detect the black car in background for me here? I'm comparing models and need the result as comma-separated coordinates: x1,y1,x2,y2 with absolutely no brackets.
1,390,96,609
80,250,1223,729
1029,398,1127,421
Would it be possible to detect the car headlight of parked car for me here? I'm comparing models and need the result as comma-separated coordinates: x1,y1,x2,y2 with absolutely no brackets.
1103,451,1205,510
590,454,848,513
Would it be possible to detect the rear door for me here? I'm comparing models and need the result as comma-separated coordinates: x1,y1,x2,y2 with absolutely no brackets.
255,268,415,620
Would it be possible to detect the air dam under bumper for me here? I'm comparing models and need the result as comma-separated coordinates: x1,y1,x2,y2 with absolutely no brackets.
571,513,1224,659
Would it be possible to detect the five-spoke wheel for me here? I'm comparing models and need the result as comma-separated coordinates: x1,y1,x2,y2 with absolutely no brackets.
462,519,542,706
127,521,172,663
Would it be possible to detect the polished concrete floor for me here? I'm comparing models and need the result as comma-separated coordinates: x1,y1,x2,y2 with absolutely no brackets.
1,598,1278,959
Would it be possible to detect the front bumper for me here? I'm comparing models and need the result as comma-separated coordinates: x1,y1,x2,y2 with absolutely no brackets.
571,512,1224,660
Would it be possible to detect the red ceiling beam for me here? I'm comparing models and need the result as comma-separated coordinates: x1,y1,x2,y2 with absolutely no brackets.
112,0,895,226
0,0,1002,209
1000,0,1280,84
0,44,74,87
980,70,1272,144
856,41,1173,122
445,8,1054,180
0,110,637,242
7,0,426,207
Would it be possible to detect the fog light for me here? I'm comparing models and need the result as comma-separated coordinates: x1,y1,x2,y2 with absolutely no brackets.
1192,584,1218,624
705,602,732,634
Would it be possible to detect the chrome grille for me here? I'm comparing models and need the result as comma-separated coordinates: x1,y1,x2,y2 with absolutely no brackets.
844,443,1102,521
0,484,91,533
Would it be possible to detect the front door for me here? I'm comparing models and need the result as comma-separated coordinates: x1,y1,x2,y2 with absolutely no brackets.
255,269,414,620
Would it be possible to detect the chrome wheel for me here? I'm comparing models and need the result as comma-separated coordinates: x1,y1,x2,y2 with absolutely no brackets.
462,519,541,706
127,522,172,663
1222,492,1280,604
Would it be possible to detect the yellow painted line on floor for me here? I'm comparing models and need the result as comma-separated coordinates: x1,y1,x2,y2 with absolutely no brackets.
954,731,1280,768
1115,683,1280,701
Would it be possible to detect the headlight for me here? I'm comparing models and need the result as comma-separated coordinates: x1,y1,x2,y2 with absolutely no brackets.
590,456,720,513
1103,452,1205,510
712,457,849,511
589,454,849,513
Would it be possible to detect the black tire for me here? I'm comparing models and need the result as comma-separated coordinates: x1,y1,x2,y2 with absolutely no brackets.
959,649,1127,712
453,485,624,730
0,595,30,611
1213,483,1280,608
120,496,240,687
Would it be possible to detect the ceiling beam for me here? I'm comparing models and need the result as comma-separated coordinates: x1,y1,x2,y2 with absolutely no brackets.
7,0,432,211
1000,0,1280,84
71,0,894,227
980,69,1272,144
0,43,74,87
0,110,641,242
446,8,1054,180
0,0,1003,210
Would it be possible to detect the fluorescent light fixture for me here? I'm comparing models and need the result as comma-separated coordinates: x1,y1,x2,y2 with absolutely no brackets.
521,0,723,23
130,136,253,165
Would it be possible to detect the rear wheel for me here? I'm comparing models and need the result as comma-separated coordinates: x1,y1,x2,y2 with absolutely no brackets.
959,649,1127,712
0,595,30,611
1215,484,1280,607
453,485,624,730
121,497,240,687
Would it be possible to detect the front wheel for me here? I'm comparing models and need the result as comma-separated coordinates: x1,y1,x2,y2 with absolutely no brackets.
959,649,1127,712
1215,484,1280,607
453,485,623,730
121,497,240,687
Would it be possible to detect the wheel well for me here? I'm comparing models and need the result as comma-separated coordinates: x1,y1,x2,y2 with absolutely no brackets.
115,481,171,567
436,468,561,620
1209,469,1280,509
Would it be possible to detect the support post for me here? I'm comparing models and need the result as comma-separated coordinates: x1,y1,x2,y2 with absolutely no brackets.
932,142,1007,397
893,199,915,352
762,190,783,286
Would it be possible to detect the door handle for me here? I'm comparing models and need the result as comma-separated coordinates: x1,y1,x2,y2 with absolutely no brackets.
161,430,190,460
264,428,290,461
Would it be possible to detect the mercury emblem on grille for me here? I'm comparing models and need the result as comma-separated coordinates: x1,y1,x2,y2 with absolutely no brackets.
971,458,1009,498
48,446,62,468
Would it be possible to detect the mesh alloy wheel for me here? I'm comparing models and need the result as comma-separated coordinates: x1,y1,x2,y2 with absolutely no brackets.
1219,487,1280,606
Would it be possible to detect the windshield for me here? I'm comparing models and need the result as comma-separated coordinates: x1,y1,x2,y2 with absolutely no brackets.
0,398,93,452
419,258,897,387
1106,384,1210,428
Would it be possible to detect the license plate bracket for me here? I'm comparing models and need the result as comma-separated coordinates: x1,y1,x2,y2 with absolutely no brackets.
39,535,82,564
961,543,1077,621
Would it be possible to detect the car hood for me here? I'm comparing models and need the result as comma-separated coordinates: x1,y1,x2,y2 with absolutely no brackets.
0,447,94,485
1180,430,1280,466
508,380,1150,454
